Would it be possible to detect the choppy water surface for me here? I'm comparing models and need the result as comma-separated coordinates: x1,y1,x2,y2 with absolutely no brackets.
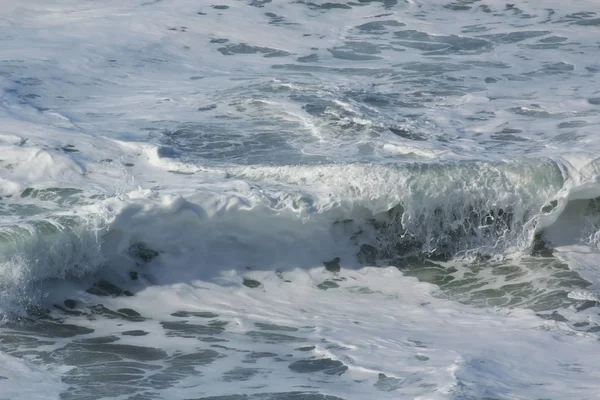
2,0,600,399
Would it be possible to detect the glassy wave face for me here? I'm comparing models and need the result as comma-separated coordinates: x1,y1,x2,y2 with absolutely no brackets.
2,0,600,399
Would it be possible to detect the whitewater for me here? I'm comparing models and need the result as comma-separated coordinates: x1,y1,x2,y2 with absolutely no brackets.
2,0,600,398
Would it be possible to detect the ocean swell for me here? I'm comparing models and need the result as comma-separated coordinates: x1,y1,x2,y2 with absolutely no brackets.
5,156,600,315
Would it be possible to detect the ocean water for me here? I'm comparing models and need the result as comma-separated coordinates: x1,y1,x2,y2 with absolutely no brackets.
2,0,600,398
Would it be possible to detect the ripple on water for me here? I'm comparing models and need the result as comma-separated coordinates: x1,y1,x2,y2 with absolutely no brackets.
288,358,348,375
217,43,291,58
393,30,492,55
161,320,228,337
222,367,264,382
171,311,220,318
187,392,346,400
355,20,405,33
246,331,306,343
254,322,299,332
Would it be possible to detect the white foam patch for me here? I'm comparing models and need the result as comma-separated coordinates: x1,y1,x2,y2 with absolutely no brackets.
50,265,600,399
0,352,68,400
